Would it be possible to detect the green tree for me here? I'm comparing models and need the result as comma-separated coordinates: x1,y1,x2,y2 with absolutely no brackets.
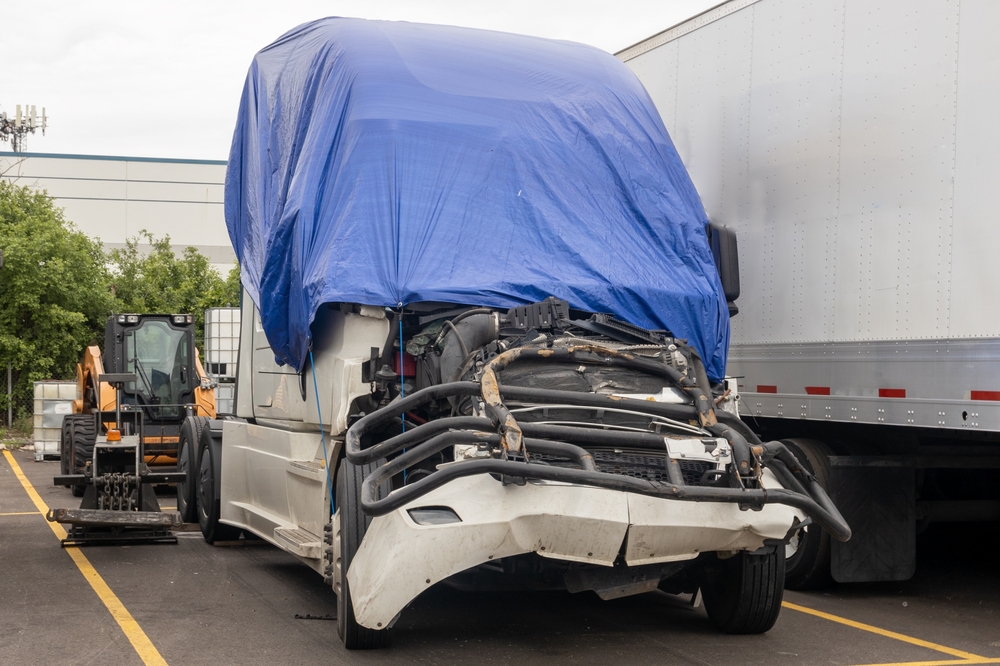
107,231,240,350
0,180,116,420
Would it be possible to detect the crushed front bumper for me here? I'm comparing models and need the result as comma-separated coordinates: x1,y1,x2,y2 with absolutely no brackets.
348,470,802,628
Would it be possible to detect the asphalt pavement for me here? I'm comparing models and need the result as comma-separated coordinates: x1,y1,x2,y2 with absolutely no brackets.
3,447,999,666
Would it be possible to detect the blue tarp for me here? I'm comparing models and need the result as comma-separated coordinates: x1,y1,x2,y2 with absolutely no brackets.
225,18,730,379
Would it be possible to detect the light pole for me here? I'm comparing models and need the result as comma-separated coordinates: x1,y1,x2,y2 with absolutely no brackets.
0,105,47,152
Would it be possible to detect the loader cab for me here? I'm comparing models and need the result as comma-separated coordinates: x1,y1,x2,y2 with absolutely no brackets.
104,314,198,422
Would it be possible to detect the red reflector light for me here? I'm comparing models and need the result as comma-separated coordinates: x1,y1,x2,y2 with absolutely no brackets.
971,390,1000,401
805,386,831,396
757,385,778,394
879,388,906,398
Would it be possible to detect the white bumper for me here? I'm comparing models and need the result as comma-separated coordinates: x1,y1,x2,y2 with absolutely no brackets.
347,472,802,628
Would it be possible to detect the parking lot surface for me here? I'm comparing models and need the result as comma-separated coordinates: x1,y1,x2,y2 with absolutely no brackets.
3,447,999,666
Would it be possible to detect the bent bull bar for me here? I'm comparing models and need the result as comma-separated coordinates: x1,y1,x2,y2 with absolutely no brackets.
345,345,852,543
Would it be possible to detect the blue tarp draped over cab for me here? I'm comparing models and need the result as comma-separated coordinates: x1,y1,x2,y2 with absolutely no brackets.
224,18,730,379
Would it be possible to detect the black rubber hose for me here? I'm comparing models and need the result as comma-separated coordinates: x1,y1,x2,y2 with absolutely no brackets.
345,382,482,459
715,410,764,446
705,422,755,479
440,313,497,383
348,416,493,464
522,439,598,472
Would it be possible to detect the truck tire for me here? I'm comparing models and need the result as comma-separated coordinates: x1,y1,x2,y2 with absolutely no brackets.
177,416,208,523
336,457,390,650
197,425,240,544
701,549,785,634
64,414,96,497
781,438,833,589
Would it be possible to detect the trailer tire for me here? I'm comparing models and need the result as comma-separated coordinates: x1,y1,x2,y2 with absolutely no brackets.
701,549,785,634
336,457,390,650
781,438,833,589
197,426,240,544
177,416,208,523
64,414,96,497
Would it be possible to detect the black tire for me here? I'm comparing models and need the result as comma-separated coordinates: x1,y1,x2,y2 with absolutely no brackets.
781,438,833,589
336,458,390,650
177,416,208,523
197,426,241,544
701,549,785,634
64,414,96,497
59,416,73,485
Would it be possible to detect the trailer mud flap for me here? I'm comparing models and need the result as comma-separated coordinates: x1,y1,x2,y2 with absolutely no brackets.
829,457,915,583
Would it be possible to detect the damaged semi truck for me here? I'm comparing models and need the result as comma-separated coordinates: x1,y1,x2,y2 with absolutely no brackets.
187,18,849,647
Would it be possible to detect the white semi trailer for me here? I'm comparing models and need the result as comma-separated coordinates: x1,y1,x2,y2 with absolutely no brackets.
179,16,851,649
619,0,1000,587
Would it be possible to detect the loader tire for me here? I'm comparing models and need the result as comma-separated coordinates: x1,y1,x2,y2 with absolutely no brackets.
59,417,73,484
64,415,96,497
177,416,208,523
702,549,785,634
781,438,833,589
197,425,240,544
336,457,390,650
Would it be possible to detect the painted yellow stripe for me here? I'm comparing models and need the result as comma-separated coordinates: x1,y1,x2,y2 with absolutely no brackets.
0,511,38,516
857,658,1000,666
2,450,168,666
783,601,985,661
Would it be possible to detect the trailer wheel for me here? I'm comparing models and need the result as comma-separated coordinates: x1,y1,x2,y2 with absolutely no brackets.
781,438,833,589
177,416,208,523
336,457,390,650
701,549,785,634
197,428,240,543
64,414,96,497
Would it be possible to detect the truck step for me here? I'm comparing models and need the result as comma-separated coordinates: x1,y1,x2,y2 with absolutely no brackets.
273,526,322,559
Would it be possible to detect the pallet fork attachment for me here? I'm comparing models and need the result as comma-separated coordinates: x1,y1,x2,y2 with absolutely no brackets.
48,374,185,546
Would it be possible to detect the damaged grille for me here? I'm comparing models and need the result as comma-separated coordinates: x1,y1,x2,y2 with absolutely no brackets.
528,448,718,486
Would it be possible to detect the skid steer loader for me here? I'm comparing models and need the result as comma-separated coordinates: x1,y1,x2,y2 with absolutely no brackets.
49,314,217,542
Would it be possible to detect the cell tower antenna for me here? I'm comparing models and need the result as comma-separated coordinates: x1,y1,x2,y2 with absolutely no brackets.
1,104,48,152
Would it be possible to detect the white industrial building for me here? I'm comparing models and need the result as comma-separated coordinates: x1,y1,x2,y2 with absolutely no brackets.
0,151,234,271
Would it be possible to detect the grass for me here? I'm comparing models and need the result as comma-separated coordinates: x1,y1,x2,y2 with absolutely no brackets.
0,414,33,448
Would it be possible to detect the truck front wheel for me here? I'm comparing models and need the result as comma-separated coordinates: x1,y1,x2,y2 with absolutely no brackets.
781,438,833,589
701,549,785,634
336,458,390,650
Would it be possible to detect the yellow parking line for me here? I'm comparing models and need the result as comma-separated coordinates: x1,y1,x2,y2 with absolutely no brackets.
3,450,169,666
783,601,987,661
857,657,1000,666
0,511,38,516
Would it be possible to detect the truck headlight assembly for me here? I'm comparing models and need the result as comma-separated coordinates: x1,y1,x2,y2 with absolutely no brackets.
407,506,462,526
126,315,139,323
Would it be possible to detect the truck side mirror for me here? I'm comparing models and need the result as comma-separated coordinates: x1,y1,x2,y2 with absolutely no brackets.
706,223,740,317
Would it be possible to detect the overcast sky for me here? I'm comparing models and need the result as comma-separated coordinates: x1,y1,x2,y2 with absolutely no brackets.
1,0,718,161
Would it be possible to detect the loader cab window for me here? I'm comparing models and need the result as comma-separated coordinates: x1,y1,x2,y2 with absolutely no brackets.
124,321,191,418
